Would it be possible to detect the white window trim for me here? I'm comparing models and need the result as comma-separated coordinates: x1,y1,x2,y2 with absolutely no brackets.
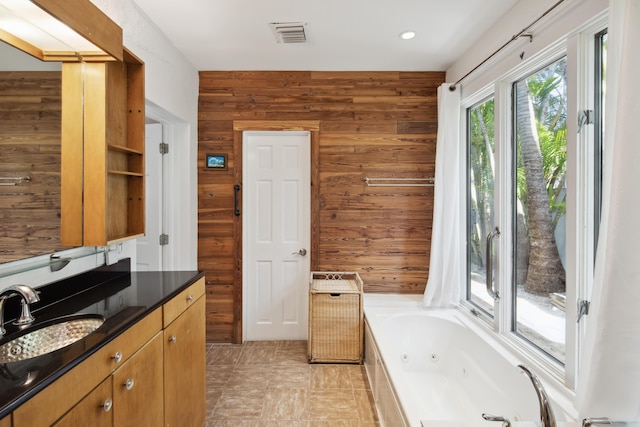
460,10,608,391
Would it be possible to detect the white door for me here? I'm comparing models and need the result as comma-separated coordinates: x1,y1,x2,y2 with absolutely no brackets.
244,131,311,341
136,122,165,271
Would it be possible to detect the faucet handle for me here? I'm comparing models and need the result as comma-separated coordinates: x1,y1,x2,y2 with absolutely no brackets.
14,299,35,326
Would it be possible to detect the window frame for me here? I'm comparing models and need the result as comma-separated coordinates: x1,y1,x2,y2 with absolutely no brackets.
465,93,498,320
460,16,608,390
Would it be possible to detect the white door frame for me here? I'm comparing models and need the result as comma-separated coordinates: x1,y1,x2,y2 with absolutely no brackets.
234,120,320,343
138,102,196,271
136,122,165,271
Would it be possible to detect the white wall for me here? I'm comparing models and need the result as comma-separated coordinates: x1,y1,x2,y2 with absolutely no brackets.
91,0,199,271
0,0,199,290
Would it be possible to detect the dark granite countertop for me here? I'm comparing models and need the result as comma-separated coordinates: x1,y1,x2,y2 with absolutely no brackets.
0,258,203,418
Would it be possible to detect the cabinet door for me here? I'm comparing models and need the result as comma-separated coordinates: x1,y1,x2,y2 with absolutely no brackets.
0,415,11,427
113,332,163,427
53,377,113,427
164,296,206,427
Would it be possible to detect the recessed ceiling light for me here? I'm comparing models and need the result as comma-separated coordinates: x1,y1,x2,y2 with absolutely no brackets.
400,31,416,40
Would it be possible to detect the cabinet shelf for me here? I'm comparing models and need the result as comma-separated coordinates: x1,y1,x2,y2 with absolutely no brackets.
108,143,143,155
107,170,144,177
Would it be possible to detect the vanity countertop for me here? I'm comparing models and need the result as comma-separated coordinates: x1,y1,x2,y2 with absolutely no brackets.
0,259,203,418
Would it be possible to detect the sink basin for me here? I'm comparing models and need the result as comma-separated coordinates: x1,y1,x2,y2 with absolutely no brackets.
0,314,104,363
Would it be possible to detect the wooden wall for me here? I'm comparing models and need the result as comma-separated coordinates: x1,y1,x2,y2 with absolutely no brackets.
0,71,62,263
198,71,444,342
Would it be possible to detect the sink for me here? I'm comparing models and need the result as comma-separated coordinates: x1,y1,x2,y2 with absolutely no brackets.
0,314,104,363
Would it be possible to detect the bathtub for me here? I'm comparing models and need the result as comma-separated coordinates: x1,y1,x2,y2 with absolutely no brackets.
363,294,577,427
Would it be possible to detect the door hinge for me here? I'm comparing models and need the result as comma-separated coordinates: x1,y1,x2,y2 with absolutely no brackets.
159,142,169,155
577,299,590,323
159,234,169,246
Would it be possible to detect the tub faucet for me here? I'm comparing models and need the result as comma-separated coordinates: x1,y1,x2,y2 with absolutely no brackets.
518,364,556,427
582,418,612,427
483,413,511,427
0,285,40,337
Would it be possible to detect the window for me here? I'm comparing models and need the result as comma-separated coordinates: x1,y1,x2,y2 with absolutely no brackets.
467,97,496,317
464,16,607,381
513,57,568,362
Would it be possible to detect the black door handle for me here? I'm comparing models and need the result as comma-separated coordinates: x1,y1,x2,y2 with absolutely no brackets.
234,184,241,216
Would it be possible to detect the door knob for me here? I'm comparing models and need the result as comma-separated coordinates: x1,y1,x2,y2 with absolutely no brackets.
292,248,307,256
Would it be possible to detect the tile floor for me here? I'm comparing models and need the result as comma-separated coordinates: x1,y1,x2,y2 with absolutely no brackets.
204,341,380,426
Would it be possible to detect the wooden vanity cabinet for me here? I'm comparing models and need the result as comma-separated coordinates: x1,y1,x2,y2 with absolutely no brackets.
163,278,206,427
0,416,11,427
13,309,161,427
10,278,206,427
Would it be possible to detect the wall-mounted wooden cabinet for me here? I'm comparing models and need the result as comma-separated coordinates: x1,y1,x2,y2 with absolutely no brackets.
62,48,145,246
61,49,145,246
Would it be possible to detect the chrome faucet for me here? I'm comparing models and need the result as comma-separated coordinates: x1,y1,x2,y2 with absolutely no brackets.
518,364,556,427
582,418,612,427
0,285,40,337
483,413,512,427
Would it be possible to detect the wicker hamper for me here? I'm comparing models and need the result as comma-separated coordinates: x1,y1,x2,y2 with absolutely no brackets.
308,272,363,363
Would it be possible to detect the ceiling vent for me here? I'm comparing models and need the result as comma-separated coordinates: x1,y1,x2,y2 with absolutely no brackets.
269,22,308,44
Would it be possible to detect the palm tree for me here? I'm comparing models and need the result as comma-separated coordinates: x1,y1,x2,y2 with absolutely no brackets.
515,78,565,295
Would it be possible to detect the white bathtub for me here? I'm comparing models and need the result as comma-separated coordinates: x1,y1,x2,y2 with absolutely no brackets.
363,294,577,427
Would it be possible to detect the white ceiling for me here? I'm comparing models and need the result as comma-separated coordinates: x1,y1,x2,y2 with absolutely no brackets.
132,0,519,72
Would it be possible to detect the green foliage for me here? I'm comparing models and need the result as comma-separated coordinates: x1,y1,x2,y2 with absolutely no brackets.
469,60,568,216
518,58,568,224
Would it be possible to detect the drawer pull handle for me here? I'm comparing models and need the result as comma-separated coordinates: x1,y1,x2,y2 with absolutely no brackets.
329,293,341,297
125,378,135,391
101,398,113,412
187,294,194,303
112,351,123,364
169,335,177,343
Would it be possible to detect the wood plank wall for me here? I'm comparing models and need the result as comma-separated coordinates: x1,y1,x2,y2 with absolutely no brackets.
198,71,445,342
0,71,62,263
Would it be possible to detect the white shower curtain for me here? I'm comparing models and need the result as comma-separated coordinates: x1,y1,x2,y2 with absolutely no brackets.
575,0,640,421
423,83,462,307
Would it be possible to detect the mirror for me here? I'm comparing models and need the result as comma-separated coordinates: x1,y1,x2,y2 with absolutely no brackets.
0,40,77,264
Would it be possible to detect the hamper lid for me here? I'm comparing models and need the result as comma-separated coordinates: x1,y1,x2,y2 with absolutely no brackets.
310,272,362,293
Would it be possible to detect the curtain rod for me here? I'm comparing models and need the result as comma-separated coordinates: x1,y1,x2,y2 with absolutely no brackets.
449,0,566,91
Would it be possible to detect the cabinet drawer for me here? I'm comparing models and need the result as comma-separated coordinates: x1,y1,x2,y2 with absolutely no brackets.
13,308,162,427
94,308,162,375
53,377,113,427
163,277,205,327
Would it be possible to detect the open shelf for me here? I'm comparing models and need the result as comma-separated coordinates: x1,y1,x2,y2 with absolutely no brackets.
81,47,145,246
107,143,143,155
